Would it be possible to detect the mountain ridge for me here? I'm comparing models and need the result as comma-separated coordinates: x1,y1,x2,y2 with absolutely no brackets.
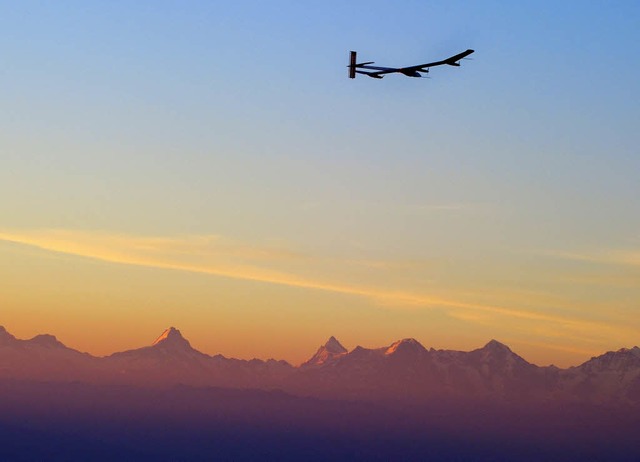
1,325,639,406
1,324,637,369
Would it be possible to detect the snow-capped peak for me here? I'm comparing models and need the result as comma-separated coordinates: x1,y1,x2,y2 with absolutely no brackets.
301,336,347,367
385,338,426,356
152,327,192,350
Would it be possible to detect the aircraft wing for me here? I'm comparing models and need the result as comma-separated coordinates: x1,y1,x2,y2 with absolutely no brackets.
350,49,474,79
352,65,402,78
355,65,400,72
405,49,475,71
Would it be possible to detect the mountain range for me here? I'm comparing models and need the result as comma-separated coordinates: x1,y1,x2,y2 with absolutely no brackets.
1,325,639,407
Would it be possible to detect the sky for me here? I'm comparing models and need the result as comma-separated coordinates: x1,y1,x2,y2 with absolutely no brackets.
1,1,639,367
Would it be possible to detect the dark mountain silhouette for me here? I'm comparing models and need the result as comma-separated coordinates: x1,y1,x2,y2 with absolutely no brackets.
1,325,639,406
105,327,215,386
103,326,294,388
2,325,640,461
109,327,210,362
0,326,96,382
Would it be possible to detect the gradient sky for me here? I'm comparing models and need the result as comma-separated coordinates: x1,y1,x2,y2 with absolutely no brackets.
1,1,639,367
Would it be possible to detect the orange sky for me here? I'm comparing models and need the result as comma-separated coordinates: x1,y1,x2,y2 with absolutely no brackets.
2,3,639,369
2,230,637,367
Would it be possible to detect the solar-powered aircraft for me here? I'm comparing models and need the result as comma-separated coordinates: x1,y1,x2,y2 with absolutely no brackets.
348,49,474,79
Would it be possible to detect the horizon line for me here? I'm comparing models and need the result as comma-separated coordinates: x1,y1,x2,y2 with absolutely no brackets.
1,323,632,369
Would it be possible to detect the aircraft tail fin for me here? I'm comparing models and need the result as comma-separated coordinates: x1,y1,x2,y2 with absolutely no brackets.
349,51,357,78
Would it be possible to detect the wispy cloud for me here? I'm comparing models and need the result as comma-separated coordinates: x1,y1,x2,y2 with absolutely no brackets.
502,338,603,361
0,228,633,343
542,249,640,267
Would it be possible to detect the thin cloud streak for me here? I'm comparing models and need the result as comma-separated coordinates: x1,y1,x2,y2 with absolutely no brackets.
0,229,631,340
542,249,640,267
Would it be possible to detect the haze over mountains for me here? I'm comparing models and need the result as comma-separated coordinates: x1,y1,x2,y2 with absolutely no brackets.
2,325,639,407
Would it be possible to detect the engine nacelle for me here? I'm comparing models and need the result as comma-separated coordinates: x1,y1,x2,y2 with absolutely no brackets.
401,70,422,78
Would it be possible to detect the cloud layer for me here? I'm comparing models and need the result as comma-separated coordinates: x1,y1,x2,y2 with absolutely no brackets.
1,228,635,353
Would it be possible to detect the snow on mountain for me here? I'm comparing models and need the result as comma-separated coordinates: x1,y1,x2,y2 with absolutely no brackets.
1,325,639,406
152,327,193,349
105,327,214,386
295,339,437,402
579,346,640,372
460,340,555,400
384,338,427,357
291,336,640,404
301,336,347,368
110,326,208,361
560,346,640,404
105,327,294,388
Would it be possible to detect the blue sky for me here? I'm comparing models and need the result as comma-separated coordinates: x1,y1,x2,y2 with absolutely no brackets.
1,1,639,365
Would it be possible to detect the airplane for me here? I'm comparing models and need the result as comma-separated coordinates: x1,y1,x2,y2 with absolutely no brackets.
348,49,474,79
